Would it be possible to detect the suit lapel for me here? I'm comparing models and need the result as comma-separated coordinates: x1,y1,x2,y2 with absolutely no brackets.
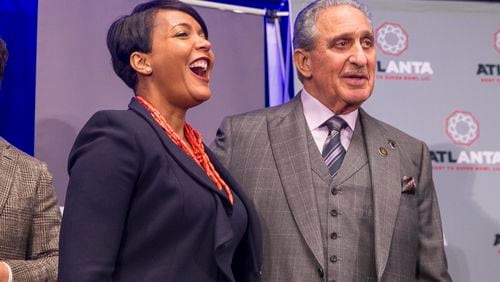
332,116,369,187
0,138,18,215
359,109,401,280
267,96,325,269
128,99,231,206
306,125,331,183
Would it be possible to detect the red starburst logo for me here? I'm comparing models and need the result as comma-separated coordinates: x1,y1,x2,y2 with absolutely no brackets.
376,22,409,56
445,111,480,147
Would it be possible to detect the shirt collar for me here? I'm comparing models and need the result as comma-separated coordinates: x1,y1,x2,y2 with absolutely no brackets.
300,89,358,131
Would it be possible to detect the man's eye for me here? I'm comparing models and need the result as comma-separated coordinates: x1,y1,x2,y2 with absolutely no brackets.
335,40,348,48
362,39,373,48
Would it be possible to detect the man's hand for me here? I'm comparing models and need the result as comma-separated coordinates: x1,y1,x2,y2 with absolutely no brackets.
0,262,10,282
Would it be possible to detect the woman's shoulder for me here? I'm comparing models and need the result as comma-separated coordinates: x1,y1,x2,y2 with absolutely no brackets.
73,109,151,150
81,108,151,133
88,108,140,123
69,109,152,168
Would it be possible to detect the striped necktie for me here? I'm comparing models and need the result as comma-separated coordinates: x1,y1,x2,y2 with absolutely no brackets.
321,116,347,177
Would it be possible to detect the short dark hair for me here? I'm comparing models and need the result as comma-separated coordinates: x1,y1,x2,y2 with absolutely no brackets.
106,0,208,90
0,38,8,84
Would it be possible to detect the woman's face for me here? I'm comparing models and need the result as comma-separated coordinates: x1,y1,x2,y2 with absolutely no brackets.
147,9,215,110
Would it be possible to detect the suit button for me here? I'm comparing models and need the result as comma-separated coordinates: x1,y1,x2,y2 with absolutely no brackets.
330,209,338,217
317,267,324,278
330,255,338,263
331,187,338,195
330,232,338,239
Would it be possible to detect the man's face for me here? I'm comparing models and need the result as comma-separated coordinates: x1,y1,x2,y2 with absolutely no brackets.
296,5,375,114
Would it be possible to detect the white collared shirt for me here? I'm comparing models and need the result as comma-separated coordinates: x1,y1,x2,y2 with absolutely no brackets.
300,89,358,153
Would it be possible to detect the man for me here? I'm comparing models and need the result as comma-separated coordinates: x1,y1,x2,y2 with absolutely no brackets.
211,0,451,281
0,38,61,281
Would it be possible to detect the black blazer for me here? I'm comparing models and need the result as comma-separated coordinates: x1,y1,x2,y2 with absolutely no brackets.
59,98,262,281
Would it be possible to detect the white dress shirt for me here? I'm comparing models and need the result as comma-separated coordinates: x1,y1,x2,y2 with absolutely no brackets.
300,89,358,153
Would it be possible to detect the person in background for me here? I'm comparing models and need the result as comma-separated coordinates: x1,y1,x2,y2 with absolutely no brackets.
211,0,451,281
0,38,61,281
58,1,262,281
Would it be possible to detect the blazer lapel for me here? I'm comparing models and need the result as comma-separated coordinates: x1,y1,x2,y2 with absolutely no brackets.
267,96,325,269
359,109,401,280
128,99,231,206
0,138,18,215
207,148,263,275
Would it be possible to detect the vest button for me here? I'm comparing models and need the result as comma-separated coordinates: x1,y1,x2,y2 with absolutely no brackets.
330,255,338,263
317,267,324,278
331,187,338,195
330,209,338,217
330,232,338,239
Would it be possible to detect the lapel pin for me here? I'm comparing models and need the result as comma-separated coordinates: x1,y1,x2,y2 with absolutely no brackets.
388,139,397,149
379,147,388,157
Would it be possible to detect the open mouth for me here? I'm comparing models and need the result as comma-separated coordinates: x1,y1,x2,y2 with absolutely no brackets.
342,72,368,80
342,71,369,85
189,59,209,79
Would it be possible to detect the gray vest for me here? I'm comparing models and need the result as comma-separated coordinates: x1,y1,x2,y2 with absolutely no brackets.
307,118,377,281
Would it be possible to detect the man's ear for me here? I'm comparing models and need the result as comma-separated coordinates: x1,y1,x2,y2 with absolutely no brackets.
130,51,152,75
293,49,312,79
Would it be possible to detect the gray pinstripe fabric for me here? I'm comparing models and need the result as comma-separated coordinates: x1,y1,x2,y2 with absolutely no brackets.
211,94,451,282
0,137,61,281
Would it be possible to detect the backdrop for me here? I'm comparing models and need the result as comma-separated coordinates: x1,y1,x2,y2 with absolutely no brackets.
288,0,500,281
35,0,265,204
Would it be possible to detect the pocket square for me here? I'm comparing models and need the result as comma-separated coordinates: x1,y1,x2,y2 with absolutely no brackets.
401,176,416,194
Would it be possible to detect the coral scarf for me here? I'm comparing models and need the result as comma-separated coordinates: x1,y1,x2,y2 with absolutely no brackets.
136,96,234,205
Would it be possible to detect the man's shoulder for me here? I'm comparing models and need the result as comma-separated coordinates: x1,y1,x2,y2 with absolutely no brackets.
226,97,299,123
360,109,424,146
0,138,48,174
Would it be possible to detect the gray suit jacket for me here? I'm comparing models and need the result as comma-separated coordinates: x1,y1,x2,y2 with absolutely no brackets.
211,95,451,281
0,137,61,281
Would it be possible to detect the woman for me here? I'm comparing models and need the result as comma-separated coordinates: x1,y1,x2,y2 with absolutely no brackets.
58,1,262,281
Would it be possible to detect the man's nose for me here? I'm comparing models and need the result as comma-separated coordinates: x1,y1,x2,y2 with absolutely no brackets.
348,43,368,67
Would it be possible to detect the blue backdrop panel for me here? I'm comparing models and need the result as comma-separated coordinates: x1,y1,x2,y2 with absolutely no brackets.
0,0,38,155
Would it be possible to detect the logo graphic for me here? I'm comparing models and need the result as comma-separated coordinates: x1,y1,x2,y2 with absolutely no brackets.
475,30,500,84
432,112,500,171
495,30,500,54
376,22,409,56
445,111,480,146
